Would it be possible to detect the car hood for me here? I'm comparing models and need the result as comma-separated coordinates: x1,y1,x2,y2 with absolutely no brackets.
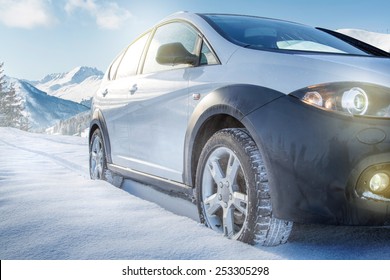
299,54,390,78
228,48,390,94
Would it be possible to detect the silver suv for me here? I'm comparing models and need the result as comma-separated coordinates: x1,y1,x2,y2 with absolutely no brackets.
90,12,390,246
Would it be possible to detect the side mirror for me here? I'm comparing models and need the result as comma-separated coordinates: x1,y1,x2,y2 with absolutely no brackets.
156,42,198,66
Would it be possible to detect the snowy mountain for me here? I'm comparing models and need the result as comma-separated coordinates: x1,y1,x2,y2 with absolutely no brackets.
337,29,390,52
30,66,103,105
6,76,89,131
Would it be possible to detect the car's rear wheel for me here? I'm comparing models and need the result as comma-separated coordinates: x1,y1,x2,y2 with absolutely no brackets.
196,128,293,246
89,129,106,180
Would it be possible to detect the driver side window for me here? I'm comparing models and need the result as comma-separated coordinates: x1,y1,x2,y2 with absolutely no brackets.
142,22,199,74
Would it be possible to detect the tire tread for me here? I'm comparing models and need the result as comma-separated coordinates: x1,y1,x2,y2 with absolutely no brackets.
205,128,293,246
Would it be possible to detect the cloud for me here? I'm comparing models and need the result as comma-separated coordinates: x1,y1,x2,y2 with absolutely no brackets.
65,0,96,13
65,0,132,30
0,0,57,29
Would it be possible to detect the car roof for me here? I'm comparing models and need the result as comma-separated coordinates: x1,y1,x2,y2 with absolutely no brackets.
159,11,308,28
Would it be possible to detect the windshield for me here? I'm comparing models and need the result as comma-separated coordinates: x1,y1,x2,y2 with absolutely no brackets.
201,14,369,55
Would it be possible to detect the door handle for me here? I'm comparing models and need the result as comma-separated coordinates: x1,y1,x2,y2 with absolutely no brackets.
129,84,138,95
102,88,108,97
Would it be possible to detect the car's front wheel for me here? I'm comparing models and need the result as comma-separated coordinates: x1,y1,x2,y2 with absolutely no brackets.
196,128,293,246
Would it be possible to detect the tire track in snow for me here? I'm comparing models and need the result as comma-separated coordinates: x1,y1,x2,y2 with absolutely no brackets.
0,138,89,178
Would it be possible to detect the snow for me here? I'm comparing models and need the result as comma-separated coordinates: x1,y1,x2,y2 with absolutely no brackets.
337,29,390,52
1,127,390,260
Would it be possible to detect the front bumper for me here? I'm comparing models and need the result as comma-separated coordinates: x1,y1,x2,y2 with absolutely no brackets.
243,95,390,225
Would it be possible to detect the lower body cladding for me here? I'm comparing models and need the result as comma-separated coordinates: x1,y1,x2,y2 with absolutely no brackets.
243,95,390,226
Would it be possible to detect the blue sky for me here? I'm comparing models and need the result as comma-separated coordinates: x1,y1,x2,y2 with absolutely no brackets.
1,0,389,80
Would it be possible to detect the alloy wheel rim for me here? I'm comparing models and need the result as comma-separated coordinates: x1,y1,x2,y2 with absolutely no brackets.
201,147,248,239
90,135,104,179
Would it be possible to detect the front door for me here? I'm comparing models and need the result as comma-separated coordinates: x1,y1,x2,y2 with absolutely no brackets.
124,21,200,182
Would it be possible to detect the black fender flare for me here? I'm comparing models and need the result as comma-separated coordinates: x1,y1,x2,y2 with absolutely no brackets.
183,84,284,186
89,109,112,164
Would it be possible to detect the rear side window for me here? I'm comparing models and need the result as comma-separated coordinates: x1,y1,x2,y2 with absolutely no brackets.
115,32,150,79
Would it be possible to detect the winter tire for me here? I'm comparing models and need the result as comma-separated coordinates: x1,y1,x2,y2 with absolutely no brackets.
89,128,106,180
196,128,293,246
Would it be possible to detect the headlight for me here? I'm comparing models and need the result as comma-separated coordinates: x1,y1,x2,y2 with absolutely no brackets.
341,87,368,115
290,82,390,118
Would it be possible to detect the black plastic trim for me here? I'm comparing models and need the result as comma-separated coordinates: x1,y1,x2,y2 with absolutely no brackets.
89,109,112,164
108,163,194,201
243,95,390,225
183,84,284,186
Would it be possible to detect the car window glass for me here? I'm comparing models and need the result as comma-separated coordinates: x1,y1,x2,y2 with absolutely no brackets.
108,51,125,80
116,32,150,79
143,22,198,74
203,14,368,55
200,41,219,65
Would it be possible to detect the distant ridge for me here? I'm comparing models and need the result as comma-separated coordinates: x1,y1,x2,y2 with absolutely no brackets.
5,76,88,131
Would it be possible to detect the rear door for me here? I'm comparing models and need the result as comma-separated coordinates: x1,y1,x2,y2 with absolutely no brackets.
99,32,150,166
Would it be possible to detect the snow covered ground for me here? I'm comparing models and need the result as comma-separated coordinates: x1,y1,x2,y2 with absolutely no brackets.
1,127,390,260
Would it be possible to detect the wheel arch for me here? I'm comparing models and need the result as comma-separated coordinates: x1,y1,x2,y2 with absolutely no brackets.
183,84,284,187
89,109,112,164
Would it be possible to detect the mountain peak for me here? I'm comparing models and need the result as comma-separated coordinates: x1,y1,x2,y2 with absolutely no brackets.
67,66,104,84
37,66,103,87
32,66,104,102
